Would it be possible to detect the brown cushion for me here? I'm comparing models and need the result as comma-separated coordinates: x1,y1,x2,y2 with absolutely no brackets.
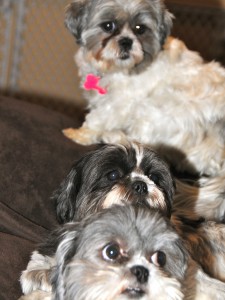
0,96,92,300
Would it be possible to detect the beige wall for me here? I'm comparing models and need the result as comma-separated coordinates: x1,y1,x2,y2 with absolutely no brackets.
17,1,83,105
0,0,84,115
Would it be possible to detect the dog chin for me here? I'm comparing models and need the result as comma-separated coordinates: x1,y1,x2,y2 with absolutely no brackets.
114,55,140,71
86,48,144,73
102,46,144,72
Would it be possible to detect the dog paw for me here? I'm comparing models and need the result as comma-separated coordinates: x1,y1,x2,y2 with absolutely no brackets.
62,127,99,145
20,251,54,295
101,130,129,145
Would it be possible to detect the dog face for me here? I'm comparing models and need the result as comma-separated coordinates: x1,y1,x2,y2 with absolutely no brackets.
54,142,175,223
52,205,187,300
65,0,172,72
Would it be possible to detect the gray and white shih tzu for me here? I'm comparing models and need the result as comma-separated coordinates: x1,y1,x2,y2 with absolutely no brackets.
20,143,225,299
20,205,225,300
52,205,189,300
62,0,225,222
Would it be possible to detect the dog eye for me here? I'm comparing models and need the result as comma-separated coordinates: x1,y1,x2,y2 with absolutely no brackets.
100,21,117,33
149,173,160,184
134,24,147,35
102,243,120,261
107,170,121,181
150,251,166,267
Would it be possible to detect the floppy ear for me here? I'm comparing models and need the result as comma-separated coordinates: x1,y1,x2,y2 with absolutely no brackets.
53,163,83,224
65,0,88,44
51,229,80,300
159,9,173,46
54,145,103,223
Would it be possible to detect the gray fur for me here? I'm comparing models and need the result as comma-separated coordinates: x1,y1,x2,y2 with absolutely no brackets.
65,0,173,70
52,205,188,300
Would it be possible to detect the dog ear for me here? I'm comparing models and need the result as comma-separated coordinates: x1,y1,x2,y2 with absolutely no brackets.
159,9,173,46
51,229,80,299
54,145,103,224
65,0,88,43
53,163,83,224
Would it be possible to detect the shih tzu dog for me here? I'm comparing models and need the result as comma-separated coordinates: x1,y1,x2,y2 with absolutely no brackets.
62,0,225,177
20,142,175,297
54,142,174,223
20,143,225,299
20,205,225,300
62,0,225,222
53,205,189,300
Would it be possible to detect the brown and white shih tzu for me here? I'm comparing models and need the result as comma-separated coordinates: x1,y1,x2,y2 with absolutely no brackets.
20,143,225,299
20,205,225,300
62,0,225,222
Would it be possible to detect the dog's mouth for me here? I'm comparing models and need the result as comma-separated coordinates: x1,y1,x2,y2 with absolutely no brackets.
120,52,130,60
122,287,145,298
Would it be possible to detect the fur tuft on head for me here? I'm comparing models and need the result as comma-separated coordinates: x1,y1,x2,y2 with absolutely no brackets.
53,143,175,223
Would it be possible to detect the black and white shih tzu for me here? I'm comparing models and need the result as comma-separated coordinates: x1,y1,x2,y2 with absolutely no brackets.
62,0,225,222
20,143,225,299
54,141,174,223
20,205,225,300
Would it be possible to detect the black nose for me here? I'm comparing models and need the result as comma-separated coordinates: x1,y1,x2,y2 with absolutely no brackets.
130,265,149,284
132,181,148,195
119,37,133,51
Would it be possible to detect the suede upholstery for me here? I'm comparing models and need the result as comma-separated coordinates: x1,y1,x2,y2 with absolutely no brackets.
0,96,93,300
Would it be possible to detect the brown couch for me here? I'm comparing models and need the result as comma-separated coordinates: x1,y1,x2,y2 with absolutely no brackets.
0,96,95,300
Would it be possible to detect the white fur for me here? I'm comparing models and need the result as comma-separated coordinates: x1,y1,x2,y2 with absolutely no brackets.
175,172,225,221
20,251,55,295
195,268,225,300
63,36,225,221
70,37,225,177
132,142,144,168
19,290,51,300
126,254,184,300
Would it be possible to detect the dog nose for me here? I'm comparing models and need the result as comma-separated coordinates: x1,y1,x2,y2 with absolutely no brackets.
132,181,148,195
119,37,133,51
130,265,149,283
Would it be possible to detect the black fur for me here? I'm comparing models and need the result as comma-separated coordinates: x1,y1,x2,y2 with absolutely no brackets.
53,143,175,223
